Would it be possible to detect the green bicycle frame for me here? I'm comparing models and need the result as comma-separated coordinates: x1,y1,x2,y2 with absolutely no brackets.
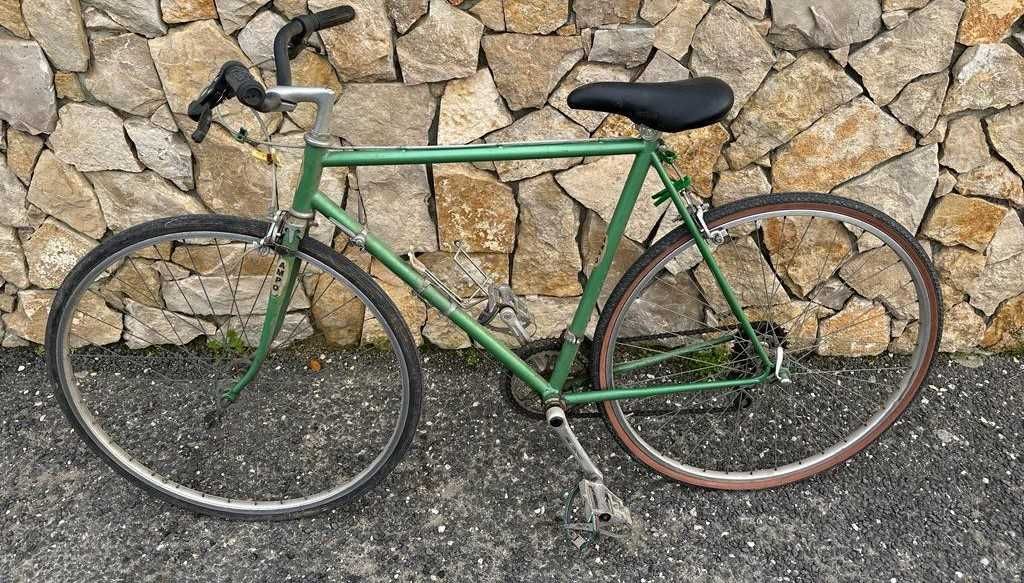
232,135,774,405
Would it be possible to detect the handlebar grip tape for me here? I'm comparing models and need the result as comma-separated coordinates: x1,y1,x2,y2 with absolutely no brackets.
223,61,266,109
310,6,355,31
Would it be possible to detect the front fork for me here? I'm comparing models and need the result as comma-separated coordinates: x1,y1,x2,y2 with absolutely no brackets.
223,212,308,402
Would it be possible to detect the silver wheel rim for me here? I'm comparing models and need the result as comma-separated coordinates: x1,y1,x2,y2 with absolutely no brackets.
55,230,412,515
605,208,935,484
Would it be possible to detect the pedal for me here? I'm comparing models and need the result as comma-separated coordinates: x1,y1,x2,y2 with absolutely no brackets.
563,479,633,548
580,480,632,530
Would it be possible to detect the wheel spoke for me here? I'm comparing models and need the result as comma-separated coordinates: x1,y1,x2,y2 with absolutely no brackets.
50,223,417,518
601,198,937,486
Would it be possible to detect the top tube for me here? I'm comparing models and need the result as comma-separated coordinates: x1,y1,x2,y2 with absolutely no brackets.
319,137,651,167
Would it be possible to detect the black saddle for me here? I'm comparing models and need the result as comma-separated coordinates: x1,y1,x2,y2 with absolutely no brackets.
567,77,734,134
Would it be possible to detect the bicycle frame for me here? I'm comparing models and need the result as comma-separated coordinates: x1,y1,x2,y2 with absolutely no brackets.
238,133,774,406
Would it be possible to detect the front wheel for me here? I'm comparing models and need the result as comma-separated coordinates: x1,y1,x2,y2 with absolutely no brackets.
593,193,942,489
46,215,422,519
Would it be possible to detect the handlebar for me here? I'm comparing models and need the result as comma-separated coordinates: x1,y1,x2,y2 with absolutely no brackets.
186,61,281,142
274,6,355,86
186,6,355,143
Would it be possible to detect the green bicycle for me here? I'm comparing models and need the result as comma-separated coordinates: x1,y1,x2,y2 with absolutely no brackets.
46,7,942,531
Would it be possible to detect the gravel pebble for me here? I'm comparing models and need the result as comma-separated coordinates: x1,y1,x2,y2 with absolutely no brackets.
1,348,1022,581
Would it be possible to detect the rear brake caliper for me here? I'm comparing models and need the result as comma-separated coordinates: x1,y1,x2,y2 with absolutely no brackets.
654,145,726,244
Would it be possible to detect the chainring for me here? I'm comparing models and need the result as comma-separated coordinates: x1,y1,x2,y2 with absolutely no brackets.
498,338,592,420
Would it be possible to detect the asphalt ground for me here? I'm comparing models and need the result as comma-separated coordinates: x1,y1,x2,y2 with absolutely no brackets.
1,347,1022,582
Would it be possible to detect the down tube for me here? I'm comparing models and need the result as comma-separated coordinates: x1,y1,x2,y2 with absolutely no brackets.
310,191,561,402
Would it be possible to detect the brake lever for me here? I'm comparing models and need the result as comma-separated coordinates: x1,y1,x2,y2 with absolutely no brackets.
191,106,213,143
187,65,233,143
287,38,307,59
289,40,323,59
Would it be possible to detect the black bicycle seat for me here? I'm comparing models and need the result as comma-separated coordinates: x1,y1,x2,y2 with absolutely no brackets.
567,77,734,133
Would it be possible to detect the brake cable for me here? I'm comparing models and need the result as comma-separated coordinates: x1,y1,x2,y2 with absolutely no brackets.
199,59,280,218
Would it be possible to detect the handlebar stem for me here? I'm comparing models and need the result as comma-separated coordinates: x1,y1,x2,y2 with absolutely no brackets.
266,86,336,147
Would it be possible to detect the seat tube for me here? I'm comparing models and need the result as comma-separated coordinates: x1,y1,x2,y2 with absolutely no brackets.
547,141,658,392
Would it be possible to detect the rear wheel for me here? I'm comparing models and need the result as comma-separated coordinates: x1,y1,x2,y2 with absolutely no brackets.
593,194,942,489
46,215,422,519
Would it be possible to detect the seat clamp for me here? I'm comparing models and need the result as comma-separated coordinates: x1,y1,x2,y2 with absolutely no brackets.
563,329,582,345
636,124,662,142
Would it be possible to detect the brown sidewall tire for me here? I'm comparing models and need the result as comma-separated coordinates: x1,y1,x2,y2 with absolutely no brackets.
592,194,942,490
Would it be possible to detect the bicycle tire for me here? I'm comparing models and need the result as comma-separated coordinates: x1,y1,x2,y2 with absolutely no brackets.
592,193,942,490
46,214,423,519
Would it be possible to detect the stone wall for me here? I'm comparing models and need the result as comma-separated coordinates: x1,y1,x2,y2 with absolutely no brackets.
1,0,1023,352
